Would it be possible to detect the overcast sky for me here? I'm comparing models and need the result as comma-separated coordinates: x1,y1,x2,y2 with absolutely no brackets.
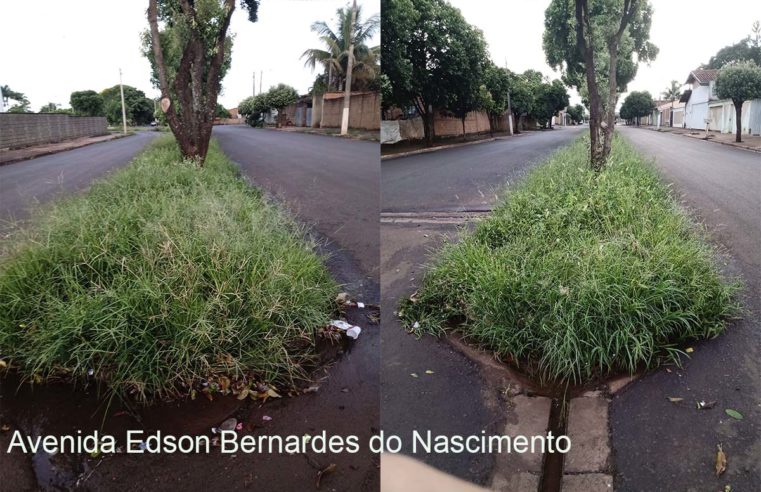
447,0,761,107
0,0,379,112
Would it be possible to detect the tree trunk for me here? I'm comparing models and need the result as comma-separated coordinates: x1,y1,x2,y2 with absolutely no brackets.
147,0,234,166
461,117,466,141
423,111,435,147
512,111,521,134
734,101,743,143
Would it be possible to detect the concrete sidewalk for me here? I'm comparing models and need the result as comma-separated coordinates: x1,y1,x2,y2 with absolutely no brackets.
0,133,131,165
637,125,761,152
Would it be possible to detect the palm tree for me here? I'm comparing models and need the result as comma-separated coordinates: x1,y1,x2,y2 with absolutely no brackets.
661,80,682,127
301,5,379,92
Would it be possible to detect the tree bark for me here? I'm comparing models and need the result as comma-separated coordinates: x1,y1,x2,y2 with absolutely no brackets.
575,0,638,171
735,100,743,143
147,0,235,165
461,117,466,141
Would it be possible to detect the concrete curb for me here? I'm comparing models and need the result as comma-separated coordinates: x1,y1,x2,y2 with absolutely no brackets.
381,135,516,161
638,126,761,154
0,133,133,167
264,127,379,142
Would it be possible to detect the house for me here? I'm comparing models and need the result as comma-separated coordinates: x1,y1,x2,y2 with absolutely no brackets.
682,68,719,130
653,99,685,128
681,68,761,135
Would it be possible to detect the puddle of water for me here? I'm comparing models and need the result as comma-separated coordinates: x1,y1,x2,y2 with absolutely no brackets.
0,306,377,490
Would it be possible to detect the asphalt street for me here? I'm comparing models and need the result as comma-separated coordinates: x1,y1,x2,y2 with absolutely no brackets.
380,128,584,485
612,127,761,490
382,127,585,213
0,132,160,226
213,126,380,295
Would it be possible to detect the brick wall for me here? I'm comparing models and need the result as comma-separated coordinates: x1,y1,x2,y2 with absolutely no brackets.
0,113,108,150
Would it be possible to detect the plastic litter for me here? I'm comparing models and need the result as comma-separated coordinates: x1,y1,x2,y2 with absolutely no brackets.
357,302,365,309
219,418,237,432
330,320,362,339
262,415,272,421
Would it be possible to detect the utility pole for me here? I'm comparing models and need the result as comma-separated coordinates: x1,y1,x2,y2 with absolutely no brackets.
340,0,357,135
259,70,263,95
119,68,127,135
253,72,256,96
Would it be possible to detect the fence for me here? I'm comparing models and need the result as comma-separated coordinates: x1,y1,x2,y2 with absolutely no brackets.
381,110,509,144
0,113,108,150
318,92,380,130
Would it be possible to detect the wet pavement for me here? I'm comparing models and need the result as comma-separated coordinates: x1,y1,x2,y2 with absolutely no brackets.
0,131,160,228
380,128,584,486
611,127,761,490
0,129,380,491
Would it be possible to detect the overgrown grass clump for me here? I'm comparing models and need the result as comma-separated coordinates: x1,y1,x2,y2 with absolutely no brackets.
401,135,738,383
0,137,337,401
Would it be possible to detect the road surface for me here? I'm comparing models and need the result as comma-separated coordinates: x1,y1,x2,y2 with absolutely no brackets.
612,127,761,490
214,126,380,291
381,128,584,484
0,132,159,225
382,127,585,213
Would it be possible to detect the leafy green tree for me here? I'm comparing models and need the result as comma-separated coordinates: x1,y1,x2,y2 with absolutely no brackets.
567,104,585,124
381,0,486,146
715,61,761,142
70,90,105,116
39,102,59,113
301,5,379,92
215,103,231,118
445,22,488,139
544,0,658,171
380,0,417,116
100,85,154,126
533,79,570,128
481,64,512,133
505,70,535,134
705,23,761,68
2,85,31,112
145,0,260,164
238,93,270,127
619,90,654,125
265,84,299,127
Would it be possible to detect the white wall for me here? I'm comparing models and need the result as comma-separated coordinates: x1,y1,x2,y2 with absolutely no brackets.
684,83,713,130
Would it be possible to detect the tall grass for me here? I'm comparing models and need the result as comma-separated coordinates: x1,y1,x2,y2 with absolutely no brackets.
401,135,738,384
0,137,337,402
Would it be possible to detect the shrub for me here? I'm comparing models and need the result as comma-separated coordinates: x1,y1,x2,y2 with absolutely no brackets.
401,135,738,383
0,137,337,402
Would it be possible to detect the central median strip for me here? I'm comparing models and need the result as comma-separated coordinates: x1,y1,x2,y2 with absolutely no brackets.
399,134,739,384
0,136,339,403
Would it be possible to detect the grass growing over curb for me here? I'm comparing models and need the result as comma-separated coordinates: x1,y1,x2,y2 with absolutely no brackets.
401,135,738,383
0,137,337,402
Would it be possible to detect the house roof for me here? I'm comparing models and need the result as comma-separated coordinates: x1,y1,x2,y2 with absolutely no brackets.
686,69,719,85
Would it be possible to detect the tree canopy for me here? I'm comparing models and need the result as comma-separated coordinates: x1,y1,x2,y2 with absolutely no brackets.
302,5,380,93
381,0,490,145
705,22,761,69
567,104,585,123
715,61,761,142
619,90,654,123
70,90,105,117
2,85,31,113
238,83,298,127
101,85,154,126
543,0,658,170
145,0,260,163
